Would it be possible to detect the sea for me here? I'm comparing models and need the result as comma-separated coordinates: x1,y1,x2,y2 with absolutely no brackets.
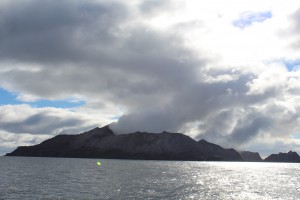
0,157,299,200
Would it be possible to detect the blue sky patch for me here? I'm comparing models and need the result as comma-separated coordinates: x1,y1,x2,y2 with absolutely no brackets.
0,88,19,105
110,116,121,121
284,60,300,71
30,99,85,109
233,11,272,29
0,88,85,108
293,134,300,139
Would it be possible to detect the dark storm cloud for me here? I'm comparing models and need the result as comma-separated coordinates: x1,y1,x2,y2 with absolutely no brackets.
0,0,128,63
111,72,276,136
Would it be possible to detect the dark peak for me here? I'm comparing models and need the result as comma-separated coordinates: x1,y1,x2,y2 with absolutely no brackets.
131,131,148,135
198,139,220,147
135,131,145,134
161,131,172,134
160,131,187,136
91,125,111,130
129,131,174,135
103,125,114,132
160,131,196,141
278,151,298,156
89,127,101,132
101,125,112,130
198,139,208,143
83,125,114,136
128,130,179,135
161,131,174,136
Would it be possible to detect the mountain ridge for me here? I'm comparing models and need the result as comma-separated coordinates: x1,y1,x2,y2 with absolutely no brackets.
264,151,300,163
5,125,300,163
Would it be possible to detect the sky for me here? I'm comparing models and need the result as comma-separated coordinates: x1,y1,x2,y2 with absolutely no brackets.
1,0,300,157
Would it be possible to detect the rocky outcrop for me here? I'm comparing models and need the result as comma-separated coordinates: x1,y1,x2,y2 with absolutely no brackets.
198,139,242,161
6,126,243,161
239,151,263,162
264,151,300,163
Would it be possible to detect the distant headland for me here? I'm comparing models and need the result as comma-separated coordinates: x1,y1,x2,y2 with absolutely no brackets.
5,125,300,163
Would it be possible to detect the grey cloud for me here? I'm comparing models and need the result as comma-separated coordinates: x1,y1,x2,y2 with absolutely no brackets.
0,104,101,155
111,72,271,135
0,131,51,155
195,109,238,145
111,107,179,134
242,139,300,158
0,105,100,135
229,114,271,144
292,9,300,31
1,23,203,110
111,68,300,150
139,0,171,15
0,0,203,110
197,93,300,149
289,8,300,49
1,0,300,155
0,113,83,135
0,0,128,63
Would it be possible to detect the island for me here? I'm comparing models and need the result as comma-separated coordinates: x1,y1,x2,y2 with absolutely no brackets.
5,125,300,163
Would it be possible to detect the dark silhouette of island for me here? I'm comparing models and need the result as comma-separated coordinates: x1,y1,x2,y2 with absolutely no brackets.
239,151,263,162
5,125,300,163
264,151,300,163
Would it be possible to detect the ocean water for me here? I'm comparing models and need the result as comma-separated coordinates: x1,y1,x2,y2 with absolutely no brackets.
0,157,299,200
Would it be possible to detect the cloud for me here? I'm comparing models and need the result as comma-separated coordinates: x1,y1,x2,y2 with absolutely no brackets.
289,8,300,49
0,0,128,63
0,103,107,153
0,104,100,135
1,0,300,155
139,0,172,15
291,8,300,32
0,130,51,155
0,0,202,106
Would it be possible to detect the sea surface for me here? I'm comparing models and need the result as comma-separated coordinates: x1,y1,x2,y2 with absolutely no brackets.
0,157,299,200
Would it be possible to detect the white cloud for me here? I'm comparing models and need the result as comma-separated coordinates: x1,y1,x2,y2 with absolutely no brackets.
1,0,300,155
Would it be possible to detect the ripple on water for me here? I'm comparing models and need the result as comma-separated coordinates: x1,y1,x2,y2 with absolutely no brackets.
0,157,299,199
